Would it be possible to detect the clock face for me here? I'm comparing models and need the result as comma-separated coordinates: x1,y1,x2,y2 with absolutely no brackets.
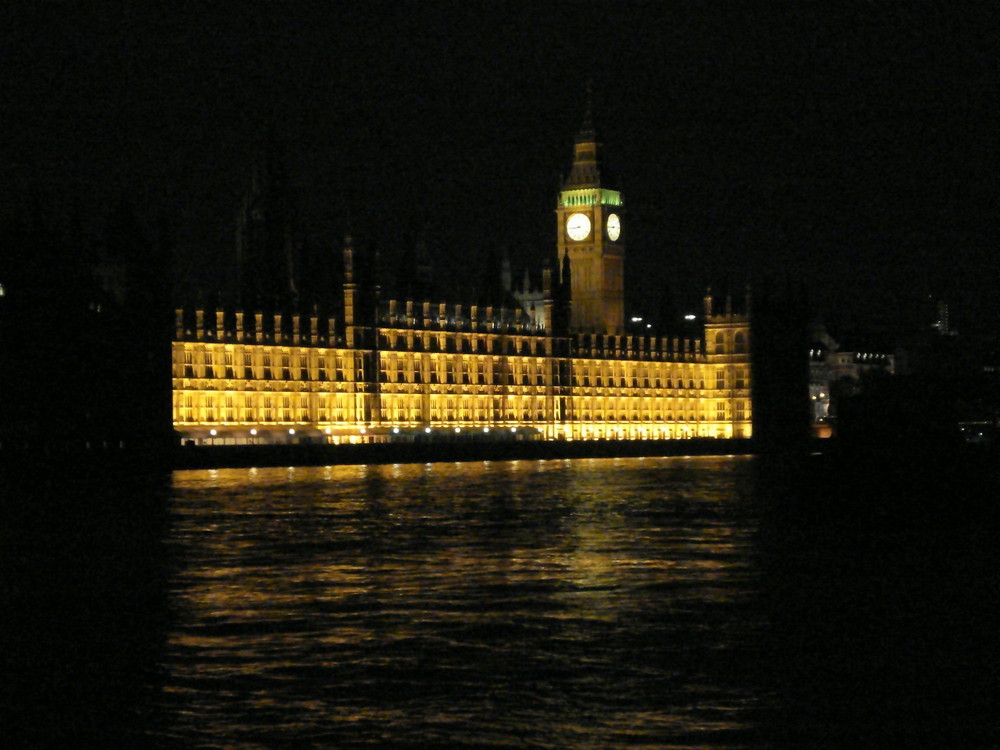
566,213,591,241
606,213,621,241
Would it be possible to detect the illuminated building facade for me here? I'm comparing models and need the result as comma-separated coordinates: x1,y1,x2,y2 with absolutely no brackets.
172,120,752,445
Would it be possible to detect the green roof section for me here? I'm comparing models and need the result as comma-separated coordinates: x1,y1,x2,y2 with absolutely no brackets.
558,189,623,208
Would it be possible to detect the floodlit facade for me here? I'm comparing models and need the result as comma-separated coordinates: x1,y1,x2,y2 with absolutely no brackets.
172,117,752,445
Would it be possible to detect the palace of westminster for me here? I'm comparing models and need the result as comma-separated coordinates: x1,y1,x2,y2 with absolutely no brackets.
171,114,753,446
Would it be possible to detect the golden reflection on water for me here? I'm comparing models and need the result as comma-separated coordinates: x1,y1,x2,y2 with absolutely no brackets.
163,456,763,748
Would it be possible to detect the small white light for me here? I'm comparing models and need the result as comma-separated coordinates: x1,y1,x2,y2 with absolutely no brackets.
510,427,516,432
288,428,295,435
684,314,696,321
359,427,366,434
483,427,490,433
324,427,332,434
455,427,461,433
209,429,217,436
392,427,400,433
425,427,431,433
250,428,257,435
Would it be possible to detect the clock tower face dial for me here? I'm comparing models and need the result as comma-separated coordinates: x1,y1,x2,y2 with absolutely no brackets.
606,213,621,241
566,212,592,241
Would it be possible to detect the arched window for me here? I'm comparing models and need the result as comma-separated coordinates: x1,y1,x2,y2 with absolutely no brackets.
734,332,747,353
715,331,725,353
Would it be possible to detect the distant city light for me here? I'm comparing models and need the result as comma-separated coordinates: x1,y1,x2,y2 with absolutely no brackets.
631,316,643,322
684,314,696,321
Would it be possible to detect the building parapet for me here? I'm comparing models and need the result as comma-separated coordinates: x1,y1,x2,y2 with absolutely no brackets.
175,307,342,347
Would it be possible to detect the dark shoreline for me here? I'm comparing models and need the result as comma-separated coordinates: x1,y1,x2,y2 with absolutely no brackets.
1,436,759,475
171,436,758,470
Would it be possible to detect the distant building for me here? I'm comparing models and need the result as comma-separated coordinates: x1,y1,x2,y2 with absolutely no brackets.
171,114,753,445
809,325,895,436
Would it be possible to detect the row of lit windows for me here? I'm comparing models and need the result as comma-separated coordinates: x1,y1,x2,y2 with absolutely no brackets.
176,345,353,382
174,389,749,427
710,330,749,354
176,352,746,391
177,340,745,377
176,391,746,411
378,332,550,356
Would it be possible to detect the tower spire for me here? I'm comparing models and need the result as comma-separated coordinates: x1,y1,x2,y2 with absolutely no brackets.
565,85,603,189
577,81,596,143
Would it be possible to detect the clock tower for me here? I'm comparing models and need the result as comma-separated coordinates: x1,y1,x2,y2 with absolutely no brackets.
557,106,624,333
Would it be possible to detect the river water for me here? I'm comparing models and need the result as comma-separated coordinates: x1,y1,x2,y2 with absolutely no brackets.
5,455,995,748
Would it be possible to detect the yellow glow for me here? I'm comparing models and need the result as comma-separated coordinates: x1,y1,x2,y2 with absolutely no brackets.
171,311,752,445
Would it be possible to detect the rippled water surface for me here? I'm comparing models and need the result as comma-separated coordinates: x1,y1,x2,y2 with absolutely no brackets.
108,454,994,749
155,457,770,748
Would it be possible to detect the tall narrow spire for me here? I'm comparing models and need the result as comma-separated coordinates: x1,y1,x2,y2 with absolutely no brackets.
565,84,604,189
577,81,596,143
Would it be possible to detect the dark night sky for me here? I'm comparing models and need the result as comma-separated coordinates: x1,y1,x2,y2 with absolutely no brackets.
3,2,995,337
